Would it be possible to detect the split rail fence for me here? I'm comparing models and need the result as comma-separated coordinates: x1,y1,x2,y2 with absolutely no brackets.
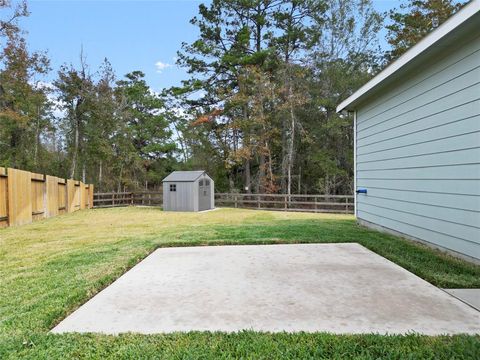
215,193,354,214
94,191,163,208
0,167,94,228
93,191,354,214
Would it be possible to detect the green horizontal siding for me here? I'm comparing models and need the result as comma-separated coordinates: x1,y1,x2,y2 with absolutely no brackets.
356,32,480,260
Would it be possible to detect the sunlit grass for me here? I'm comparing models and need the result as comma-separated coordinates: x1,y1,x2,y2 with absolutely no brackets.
1,207,479,359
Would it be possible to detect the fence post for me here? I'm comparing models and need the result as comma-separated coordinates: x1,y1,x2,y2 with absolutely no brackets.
42,174,47,219
0,167,7,228
112,193,115,207
89,185,94,208
284,195,287,211
345,196,348,214
315,196,318,213
79,182,86,210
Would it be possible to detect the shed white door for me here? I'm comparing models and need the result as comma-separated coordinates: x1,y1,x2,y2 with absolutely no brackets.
198,179,211,211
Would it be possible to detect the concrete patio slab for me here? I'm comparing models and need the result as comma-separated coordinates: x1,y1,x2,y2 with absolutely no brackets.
444,289,480,311
52,243,480,335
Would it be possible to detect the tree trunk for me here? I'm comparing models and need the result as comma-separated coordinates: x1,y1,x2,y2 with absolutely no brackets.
281,113,288,193
245,158,251,193
98,160,103,190
173,121,188,162
229,172,235,192
10,128,21,168
286,83,296,197
242,101,252,194
70,118,79,179
117,164,123,193
266,140,274,192
258,152,265,194
280,65,296,198
34,105,41,167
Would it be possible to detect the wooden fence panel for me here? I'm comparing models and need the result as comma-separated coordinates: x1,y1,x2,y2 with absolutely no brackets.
31,182,45,221
31,172,45,221
79,182,86,210
7,168,32,226
0,168,93,228
0,167,7,228
45,175,59,218
74,183,81,211
66,180,76,213
58,179,67,214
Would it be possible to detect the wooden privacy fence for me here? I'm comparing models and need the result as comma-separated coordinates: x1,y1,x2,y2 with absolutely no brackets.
0,167,94,228
93,191,354,214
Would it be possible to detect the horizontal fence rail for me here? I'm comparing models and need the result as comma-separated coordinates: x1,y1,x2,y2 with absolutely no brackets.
215,193,354,214
93,191,163,208
0,167,94,228
93,191,354,214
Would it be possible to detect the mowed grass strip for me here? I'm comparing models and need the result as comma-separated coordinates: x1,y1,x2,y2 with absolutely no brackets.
6,332,480,359
1,207,479,359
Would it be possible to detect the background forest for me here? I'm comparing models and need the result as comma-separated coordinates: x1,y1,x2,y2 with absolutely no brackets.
0,0,465,193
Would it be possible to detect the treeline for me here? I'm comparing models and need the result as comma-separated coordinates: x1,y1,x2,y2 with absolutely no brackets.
0,0,464,193
0,2,175,191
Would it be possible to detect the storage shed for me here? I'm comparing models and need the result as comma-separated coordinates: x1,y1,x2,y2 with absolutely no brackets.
337,1,480,262
162,171,215,212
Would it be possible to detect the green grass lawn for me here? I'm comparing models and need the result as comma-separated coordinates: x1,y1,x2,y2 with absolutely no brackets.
1,207,479,359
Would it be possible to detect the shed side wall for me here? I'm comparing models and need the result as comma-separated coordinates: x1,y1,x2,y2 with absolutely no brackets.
162,183,169,211
163,182,195,211
355,33,480,260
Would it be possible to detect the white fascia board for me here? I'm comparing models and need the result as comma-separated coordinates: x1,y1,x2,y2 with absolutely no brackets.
336,0,480,113
353,111,357,218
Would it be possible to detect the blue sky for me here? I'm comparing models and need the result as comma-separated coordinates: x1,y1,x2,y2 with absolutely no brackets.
20,0,401,92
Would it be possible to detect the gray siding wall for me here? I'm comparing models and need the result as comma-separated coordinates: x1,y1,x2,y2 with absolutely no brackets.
163,182,195,211
355,33,480,260
193,179,199,211
210,179,215,209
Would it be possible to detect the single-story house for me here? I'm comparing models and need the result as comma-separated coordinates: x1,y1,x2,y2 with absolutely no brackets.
337,1,480,262
162,171,215,212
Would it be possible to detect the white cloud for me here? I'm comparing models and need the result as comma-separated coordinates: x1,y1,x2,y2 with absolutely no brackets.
155,61,172,73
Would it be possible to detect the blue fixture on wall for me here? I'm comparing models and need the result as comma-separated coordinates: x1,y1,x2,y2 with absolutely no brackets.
356,188,367,194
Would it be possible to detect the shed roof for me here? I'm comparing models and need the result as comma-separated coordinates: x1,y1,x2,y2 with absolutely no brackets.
162,171,206,182
336,0,480,112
